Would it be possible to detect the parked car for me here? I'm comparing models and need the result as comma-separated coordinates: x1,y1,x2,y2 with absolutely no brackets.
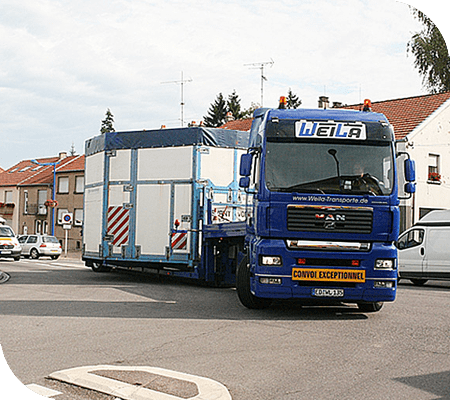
397,209,450,285
18,235,62,260
0,218,21,261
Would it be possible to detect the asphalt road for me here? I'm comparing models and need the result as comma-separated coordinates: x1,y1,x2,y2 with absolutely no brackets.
0,257,449,400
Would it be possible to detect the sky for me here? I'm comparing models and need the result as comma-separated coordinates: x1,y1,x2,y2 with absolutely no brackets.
0,0,449,169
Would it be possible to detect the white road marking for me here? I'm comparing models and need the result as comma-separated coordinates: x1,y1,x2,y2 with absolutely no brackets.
26,384,62,397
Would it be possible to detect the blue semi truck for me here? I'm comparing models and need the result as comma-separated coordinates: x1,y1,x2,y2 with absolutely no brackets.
82,99,415,312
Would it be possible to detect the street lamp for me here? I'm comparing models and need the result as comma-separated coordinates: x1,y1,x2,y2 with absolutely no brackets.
31,159,60,236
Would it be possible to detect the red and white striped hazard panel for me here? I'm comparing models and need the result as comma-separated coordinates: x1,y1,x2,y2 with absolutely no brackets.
171,231,187,250
107,206,130,247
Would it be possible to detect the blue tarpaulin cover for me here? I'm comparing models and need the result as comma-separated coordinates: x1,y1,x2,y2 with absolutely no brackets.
85,127,250,156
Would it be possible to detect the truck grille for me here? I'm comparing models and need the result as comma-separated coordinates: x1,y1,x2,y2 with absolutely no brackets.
287,205,373,234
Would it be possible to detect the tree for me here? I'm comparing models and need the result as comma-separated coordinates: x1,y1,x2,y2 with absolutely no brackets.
203,93,228,127
408,8,450,93
241,102,261,119
100,108,115,134
227,90,244,120
286,88,302,109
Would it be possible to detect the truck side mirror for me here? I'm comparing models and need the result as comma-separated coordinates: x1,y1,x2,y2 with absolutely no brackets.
405,182,416,194
240,153,253,177
404,159,416,182
239,177,250,188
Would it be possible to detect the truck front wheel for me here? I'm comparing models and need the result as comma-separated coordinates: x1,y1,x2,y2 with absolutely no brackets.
236,256,272,310
357,302,383,312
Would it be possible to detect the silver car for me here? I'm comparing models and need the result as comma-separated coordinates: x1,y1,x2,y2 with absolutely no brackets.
18,235,62,260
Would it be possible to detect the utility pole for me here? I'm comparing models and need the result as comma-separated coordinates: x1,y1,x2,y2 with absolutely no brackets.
161,71,193,127
244,59,274,107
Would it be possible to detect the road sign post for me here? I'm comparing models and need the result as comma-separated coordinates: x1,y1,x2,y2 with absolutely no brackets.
61,213,73,258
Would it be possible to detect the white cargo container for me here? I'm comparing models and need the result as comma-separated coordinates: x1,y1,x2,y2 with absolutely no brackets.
83,127,249,282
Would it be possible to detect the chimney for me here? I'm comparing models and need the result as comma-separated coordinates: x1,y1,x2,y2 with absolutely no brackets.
332,101,343,108
225,112,234,122
59,152,67,160
318,96,329,109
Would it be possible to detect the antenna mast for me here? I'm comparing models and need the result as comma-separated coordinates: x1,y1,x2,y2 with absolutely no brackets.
161,71,193,126
244,59,274,107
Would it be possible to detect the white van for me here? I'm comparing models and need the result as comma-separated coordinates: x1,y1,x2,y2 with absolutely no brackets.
397,210,450,285
0,217,21,261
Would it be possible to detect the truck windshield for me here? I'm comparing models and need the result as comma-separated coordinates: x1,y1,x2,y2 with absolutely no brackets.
265,140,394,195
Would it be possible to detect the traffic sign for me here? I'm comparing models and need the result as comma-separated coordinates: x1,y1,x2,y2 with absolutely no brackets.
61,212,73,225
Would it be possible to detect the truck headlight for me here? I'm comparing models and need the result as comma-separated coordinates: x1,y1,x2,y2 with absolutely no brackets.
375,259,396,270
260,256,282,266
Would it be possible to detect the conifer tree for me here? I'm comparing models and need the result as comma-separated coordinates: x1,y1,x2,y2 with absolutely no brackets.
286,88,302,109
100,108,115,134
203,93,228,127
227,90,244,120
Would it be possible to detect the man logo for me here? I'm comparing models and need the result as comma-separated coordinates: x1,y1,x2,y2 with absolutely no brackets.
315,213,346,230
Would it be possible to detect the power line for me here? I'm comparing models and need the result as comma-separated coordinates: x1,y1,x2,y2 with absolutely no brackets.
244,59,274,107
161,71,193,127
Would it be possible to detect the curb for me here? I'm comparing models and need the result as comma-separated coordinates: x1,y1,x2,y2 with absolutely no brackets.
49,365,232,400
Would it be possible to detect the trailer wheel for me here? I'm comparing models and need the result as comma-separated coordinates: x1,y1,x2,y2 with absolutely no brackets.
357,302,383,313
91,262,112,273
236,256,272,309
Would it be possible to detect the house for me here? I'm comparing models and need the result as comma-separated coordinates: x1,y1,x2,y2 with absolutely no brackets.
0,157,63,232
52,155,85,252
0,153,85,252
221,92,450,231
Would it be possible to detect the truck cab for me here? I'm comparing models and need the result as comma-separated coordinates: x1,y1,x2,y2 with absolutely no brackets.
237,102,415,311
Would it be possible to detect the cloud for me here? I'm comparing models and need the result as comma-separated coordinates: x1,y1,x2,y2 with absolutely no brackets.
0,0,445,168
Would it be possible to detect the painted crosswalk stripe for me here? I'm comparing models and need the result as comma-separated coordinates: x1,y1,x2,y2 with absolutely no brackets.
26,384,62,397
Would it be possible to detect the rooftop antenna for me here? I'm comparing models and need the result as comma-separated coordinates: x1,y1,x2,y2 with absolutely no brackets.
161,71,193,127
244,59,274,107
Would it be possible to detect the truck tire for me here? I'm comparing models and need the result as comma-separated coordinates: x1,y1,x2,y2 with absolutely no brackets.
410,278,427,286
236,256,272,309
357,302,383,312
91,262,112,273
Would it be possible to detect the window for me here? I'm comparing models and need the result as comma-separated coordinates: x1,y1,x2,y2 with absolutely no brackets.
27,235,38,244
18,236,28,244
24,191,28,214
38,190,47,215
58,177,69,193
74,209,84,226
35,220,41,234
428,154,440,182
75,176,84,193
5,191,12,203
57,208,69,224
397,229,424,250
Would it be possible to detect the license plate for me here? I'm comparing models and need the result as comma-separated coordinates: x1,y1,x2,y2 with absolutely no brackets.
0,251,11,255
312,288,344,297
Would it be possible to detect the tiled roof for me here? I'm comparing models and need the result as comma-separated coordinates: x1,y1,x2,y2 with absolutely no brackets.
221,119,253,131
341,92,450,140
56,155,85,173
0,155,83,187
220,92,450,140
